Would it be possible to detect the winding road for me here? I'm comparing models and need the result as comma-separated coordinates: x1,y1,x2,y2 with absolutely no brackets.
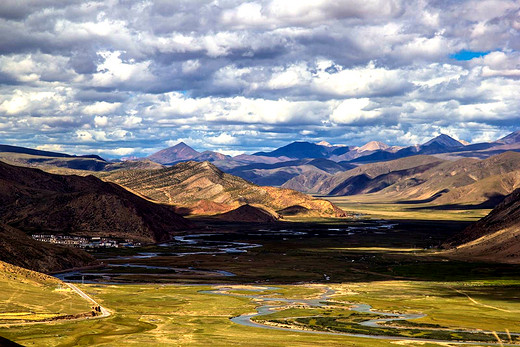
65,283,111,319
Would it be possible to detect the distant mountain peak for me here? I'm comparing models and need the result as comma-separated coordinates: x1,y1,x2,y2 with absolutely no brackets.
148,142,200,164
358,141,390,152
422,134,464,148
175,141,190,147
496,130,520,145
316,141,333,147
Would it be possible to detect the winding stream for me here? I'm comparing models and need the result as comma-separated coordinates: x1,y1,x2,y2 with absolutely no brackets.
202,286,518,346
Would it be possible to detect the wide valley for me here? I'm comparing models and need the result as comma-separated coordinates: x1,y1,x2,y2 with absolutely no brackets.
2,207,520,346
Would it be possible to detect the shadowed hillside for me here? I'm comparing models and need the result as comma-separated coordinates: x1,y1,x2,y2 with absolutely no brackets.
0,161,192,243
284,155,444,194
443,188,520,263
0,224,97,273
227,158,354,186
286,152,520,208
214,204,279,223
103,161,346,217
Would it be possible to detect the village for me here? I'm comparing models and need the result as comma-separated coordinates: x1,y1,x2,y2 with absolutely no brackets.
31,234,141,249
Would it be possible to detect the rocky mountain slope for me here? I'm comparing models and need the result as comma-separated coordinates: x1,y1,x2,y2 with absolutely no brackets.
285,152,520,207
226,158,355,186
283,155,444,194
443,188,520,263
103,161,346,217
0,161,191,242
147,142,200,164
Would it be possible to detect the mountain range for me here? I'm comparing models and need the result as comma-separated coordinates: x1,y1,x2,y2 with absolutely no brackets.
284,151,520,207
0,131,519,271
3,131,520,182
102,161,345,218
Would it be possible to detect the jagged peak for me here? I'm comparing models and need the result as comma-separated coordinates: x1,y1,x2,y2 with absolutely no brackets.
422,134,464,148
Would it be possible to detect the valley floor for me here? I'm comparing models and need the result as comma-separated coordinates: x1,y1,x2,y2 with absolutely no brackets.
2,280,520,346
2,215,520,346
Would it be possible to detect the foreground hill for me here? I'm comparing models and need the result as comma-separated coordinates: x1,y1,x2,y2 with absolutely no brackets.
0,224,97,273
103,161,345,217
0,161,192,242
0,260,94,325
443,188,520,263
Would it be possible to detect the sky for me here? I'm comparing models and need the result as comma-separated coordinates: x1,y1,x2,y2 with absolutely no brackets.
0,0,519,158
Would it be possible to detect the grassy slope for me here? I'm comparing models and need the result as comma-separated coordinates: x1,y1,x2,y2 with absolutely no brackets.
0,261,92,324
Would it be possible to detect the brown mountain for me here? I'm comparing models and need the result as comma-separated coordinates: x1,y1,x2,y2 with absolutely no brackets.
104,159,165,171
147,142,200,164
0,160,192,243
285,152,520,207
496,130,520,145
0,223,97,273
443,188,520,263
194,150,231,162
227,158,354,186
283,155,444,194
103,161,346,217
214,204,279,223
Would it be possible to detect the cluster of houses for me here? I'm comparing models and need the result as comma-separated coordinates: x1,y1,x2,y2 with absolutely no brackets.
31,234,141,249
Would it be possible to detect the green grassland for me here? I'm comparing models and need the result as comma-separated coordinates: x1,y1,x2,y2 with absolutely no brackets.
334,280,520,333
0,284,476,346
0,263,93,324
2,281,519,346
326,195,491,221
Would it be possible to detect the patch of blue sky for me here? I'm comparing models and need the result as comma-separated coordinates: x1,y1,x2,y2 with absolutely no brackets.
450,50,490,61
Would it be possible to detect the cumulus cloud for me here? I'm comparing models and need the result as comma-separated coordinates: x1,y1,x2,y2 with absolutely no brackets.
0,0,518,157
84,101,121,115
331,98,383,125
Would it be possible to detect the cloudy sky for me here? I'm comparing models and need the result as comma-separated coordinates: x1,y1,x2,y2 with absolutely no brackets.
0,0,519,158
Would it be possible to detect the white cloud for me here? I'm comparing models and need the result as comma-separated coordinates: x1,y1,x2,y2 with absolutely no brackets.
0,90,64,115
91,51,154,87
207,133,237,145
94,116,108,127
182,59,201,74
84,101,121,115
36,144,64,152
331,98,382,125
